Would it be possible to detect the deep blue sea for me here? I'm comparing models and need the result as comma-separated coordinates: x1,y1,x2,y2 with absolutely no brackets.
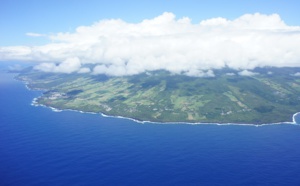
2,71,300,186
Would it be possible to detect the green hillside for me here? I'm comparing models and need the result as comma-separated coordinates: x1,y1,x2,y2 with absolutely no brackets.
17,67,300,124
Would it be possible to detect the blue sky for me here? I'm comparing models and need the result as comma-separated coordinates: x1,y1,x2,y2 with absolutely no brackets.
1,0,300,46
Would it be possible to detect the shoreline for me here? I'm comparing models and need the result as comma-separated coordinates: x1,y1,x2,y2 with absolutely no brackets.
18,74,299,126
30,95,299,127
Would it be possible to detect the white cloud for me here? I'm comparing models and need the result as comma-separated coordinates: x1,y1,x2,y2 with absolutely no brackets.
1,12,300,76
34,57,81,73
78,67,91,73
200,17,229,26
238,70,258,76
26,32,46,37
184,69,215,77
0,46,32,60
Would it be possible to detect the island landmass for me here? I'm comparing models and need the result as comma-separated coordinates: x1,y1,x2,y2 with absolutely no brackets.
16,67,300,124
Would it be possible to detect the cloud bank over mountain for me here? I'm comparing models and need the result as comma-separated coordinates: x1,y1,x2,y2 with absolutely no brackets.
1,12,300,76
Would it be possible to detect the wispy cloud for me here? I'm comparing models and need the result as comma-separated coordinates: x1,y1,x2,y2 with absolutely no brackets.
26,32,46,37
1,12,300,76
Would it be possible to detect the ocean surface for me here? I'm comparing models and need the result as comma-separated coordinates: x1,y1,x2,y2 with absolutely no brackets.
1,71,300,186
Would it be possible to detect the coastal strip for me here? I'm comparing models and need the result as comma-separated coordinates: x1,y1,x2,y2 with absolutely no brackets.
31,95,298,127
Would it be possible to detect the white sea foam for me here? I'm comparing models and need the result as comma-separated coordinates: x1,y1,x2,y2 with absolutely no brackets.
49,107,62,112
292,112,300,124
98,111,296,126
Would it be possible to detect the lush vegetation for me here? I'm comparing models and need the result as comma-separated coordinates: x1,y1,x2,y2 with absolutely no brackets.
17,67,300,124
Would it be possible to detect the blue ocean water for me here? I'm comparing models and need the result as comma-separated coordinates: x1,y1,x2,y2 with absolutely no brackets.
1,72,300,186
